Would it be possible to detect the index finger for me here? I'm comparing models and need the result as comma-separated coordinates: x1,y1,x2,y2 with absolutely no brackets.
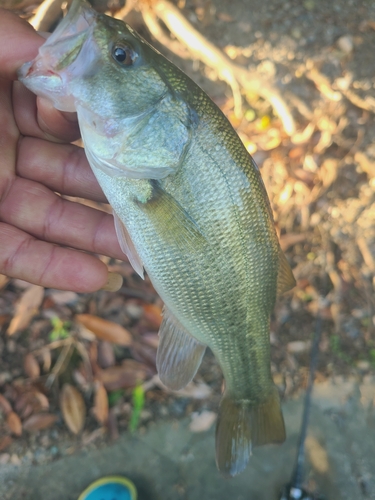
1,9,80,142
0,9,44,80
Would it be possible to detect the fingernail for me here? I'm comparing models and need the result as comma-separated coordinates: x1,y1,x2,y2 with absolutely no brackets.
101,272,123,292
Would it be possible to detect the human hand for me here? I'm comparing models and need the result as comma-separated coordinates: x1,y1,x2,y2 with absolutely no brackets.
0,9,126,292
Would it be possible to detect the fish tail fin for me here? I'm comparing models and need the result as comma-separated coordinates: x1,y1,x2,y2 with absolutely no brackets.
215,387,286,477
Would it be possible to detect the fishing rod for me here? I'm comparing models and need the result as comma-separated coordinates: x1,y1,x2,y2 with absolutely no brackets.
279,298,326,500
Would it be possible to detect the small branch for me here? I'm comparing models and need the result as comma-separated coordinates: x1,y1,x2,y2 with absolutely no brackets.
46,338,74,387
29,0,64,32
342,88,375,114
141,8,191,60
148,0,296,134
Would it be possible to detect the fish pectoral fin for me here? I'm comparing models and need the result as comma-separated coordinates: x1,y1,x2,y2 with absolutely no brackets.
113,211,144,278
276,248,296,297
215,387,285,477
156,308,206,391
137,181,207,253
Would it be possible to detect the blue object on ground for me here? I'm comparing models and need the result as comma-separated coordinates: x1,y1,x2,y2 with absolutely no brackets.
78,476,137,500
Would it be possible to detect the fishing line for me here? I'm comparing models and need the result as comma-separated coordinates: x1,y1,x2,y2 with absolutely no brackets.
279,294,326,500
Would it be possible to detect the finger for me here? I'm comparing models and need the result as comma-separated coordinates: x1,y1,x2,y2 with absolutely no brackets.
17,137,107,203
0,177,126,261
0,79,19,187
0,223,109,292
13,82,80,143
0,9,43,80
37,96,80,143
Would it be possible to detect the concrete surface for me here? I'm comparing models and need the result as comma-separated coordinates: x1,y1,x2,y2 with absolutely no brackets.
1,377,375,500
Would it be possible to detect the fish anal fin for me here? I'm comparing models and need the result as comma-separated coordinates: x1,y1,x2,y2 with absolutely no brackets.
113,211,144,278
277,248,296,297
156,308,206,391
215,387,285,477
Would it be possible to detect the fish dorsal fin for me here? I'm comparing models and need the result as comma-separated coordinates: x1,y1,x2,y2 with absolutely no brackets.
276,248,296,297
113,211,144,278
157,308,206,391
137,182,207,253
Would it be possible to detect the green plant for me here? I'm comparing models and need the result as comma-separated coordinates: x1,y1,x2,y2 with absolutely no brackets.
129,384,145,433
49,317,71,341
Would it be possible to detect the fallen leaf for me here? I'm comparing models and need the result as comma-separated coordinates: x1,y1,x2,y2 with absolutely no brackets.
6,412,22,437
7,285,44,335
98,341,115,369
49,291,78,305
0,314,11,328
142,303,163,329
287,340,312,354
98,361,148,391
130,343,157,370
0,394,12,415
158,380,212,399
40,349,52,373
0,274,9,290
93,382,108,425
23,413,58,431
81,427,106,446
60,384,86,435
75,314,132,346
217,12,234,22
189,411,217,432
140,333,159,349
279,233,307,251
0,436,13,452
14,389,49,417
24,353,40,379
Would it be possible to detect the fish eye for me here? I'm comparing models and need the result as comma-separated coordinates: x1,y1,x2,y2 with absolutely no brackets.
112,43,137,66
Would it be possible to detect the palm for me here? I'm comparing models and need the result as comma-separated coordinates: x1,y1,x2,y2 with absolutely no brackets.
0,10,124,292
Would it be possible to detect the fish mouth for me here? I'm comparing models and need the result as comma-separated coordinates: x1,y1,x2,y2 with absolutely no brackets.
18,0,98,111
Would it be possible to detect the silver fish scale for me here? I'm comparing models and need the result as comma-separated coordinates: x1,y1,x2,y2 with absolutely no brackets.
94,86,280,403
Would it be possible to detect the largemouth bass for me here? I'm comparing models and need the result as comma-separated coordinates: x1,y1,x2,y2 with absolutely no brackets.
18,0,296,476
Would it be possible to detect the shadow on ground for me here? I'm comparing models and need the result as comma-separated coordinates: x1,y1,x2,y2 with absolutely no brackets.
2,377,375,500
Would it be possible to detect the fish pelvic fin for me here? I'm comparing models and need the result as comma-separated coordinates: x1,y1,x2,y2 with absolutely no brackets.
157,308,206,391
277,247,296,297
215,387,286,477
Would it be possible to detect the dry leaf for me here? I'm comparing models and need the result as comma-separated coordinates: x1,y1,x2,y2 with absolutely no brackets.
14,389,49,417
98,341,115,369
24,353,40,379
0,436,13,452
75,314,132,346
0,394,12,415
0,314,11,327
23,413,58,431
98,360,148,391
279,233,307,251
142,303,163,329
189,411,217,432
49,291,78,305
130,342,157,370
93,382,108,425
287,340,312,354
0,274,9,290
60,384,86,435
40,349,52,372
173,382,212,399
6,412,22,437
140,333,159,349
7,285,44,335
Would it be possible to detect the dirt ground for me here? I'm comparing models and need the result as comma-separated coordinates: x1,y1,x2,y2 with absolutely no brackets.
1,0,375,498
